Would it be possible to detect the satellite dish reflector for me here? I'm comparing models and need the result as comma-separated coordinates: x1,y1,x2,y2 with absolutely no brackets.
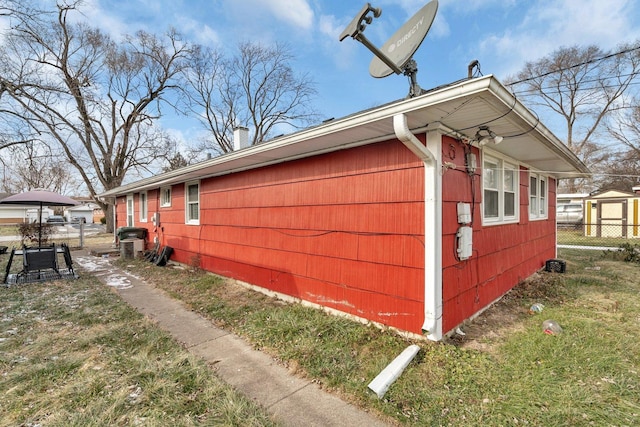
369,0,438,78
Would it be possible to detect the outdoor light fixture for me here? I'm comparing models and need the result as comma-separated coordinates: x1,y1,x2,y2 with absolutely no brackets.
475,125,503,146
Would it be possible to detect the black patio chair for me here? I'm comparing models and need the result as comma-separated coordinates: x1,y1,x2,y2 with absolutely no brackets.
61,243,75,277
22,243,60,278
3,247,15,284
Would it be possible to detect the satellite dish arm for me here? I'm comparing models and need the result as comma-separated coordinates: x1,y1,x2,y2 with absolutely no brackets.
339,4,403,75
339,3,380,41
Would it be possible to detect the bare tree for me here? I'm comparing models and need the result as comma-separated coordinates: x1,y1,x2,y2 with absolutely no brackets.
162,151,190,173
506,43,640,192
0,2,192,231
1,141,79,193
608,102,640,157
184,42,318,154
603,101,640,190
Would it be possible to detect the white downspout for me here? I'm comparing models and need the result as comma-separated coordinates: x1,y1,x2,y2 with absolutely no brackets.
393,114,443,341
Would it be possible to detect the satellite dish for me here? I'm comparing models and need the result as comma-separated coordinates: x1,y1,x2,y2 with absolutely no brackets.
339,0,439,98
369,1,438,78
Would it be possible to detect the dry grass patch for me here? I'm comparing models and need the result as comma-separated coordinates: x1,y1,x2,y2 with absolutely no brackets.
113,248,640,426
0,275,279,426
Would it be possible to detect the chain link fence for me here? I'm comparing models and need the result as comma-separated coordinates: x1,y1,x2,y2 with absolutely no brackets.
557,222,640,249
0,222,113,251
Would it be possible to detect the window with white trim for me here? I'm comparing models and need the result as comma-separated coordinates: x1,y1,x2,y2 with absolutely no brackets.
185,181,200,225
529,173,548,219
160,187,171,207
482,154,519,224
126,195,134,227
139,192,147,222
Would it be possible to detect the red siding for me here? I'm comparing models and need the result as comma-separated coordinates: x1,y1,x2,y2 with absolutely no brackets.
118,133,559,338
440,138,557,334
122,140,427,333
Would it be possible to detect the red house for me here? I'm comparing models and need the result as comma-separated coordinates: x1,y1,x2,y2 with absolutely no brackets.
100,75,588,341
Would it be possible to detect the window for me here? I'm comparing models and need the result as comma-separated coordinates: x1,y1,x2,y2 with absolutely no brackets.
126,195,134,227
185,181,199,224
482,154,518,224
160,187,171,207
139,192,147,222
529,173,548,219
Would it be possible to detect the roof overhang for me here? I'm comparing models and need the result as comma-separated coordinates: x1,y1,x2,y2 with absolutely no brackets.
99,75,589,198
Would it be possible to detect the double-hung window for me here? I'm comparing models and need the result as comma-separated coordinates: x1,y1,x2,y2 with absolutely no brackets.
529,173,547,219
126,195,134,227
139,192,147,222
482,154,518,224
185,181,200,225
160,187,172,207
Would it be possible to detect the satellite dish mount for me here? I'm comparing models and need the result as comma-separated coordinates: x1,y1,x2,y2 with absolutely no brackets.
339,1,438,98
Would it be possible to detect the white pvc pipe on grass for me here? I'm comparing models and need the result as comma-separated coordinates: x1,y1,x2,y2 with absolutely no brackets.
368,344,421,399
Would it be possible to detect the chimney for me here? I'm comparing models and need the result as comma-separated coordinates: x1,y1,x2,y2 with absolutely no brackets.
233,127,249,151
633,185,640,195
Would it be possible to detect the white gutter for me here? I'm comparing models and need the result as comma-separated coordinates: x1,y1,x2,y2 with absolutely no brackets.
393,113,443,341
100,76,510,199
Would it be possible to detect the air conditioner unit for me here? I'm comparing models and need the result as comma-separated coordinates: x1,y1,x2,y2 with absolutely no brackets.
120,238,144,259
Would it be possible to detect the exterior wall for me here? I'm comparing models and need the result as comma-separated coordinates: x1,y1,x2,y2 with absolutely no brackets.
0,206,41,224
118,140,428,334
116,135,559,337
440,137,557,334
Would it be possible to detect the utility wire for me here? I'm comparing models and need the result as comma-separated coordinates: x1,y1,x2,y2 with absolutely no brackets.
507,44,640,87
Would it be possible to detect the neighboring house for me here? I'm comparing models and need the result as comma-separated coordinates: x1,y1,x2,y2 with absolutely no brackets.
583,187,640,239
0,193,41,224
64,204,96,223
99,75,588,341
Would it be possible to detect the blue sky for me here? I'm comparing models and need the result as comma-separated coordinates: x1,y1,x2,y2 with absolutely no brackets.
84,0,640,144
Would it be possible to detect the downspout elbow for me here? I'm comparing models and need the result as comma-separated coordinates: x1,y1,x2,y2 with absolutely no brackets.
393,114,436,166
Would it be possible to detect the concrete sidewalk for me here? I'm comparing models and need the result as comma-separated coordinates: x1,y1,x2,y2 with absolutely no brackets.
75,252,389,427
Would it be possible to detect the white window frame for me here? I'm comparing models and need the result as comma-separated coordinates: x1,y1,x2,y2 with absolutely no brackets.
529,172,548,220
139,191,148,222
482,153,519,225
126,194,134,227
160,187,172,208
185,181,200,225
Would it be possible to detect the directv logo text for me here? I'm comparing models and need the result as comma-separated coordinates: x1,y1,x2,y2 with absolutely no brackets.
387,16,425,54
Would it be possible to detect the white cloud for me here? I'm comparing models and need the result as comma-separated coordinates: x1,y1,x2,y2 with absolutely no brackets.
476,0,640,78
262,0,314,29
175,17,220,46
230,0,313,29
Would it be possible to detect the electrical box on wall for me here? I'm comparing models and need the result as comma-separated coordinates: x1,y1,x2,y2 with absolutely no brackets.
152,212,160,226
465,152,477,175
456,226,473,260
457,202,472,225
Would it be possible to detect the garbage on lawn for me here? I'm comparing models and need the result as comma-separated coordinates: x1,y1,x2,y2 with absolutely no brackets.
529,303,545,314
542,319,563,335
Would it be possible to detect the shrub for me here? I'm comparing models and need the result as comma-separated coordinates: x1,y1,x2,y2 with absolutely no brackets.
604,242,640,264
17,222,53,245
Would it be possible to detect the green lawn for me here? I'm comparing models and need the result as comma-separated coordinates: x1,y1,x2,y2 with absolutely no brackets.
557,228,634,247
2,246,639,426
0,275,279,426
115,247,640,426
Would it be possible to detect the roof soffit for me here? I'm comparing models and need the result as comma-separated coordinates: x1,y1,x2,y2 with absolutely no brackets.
100,75,588,197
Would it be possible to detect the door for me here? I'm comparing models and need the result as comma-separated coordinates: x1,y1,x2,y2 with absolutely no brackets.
597,200,627,238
